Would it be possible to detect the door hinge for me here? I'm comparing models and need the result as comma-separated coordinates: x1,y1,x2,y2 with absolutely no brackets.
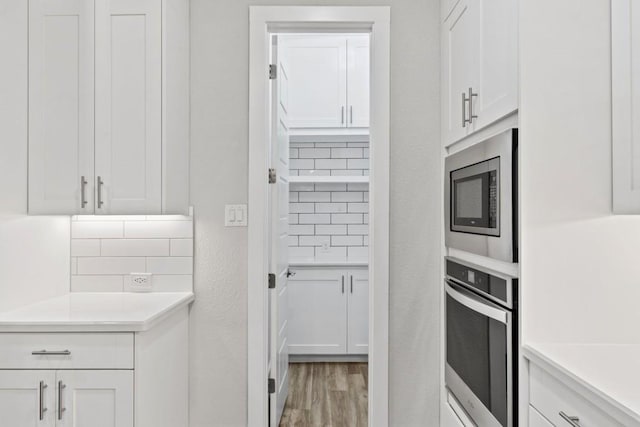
268,378,276,394
268,168,276,184
268,273,276,289
269,64,277,80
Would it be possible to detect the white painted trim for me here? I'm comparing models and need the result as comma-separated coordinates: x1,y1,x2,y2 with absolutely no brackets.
248,6,390,427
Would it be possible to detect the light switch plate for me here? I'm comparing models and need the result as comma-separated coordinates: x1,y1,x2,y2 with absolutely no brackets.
225,204,248,227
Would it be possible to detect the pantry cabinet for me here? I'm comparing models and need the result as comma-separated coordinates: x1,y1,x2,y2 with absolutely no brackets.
28,0,189,215
282,35,369,132
441,0,517,146
288,267,368,356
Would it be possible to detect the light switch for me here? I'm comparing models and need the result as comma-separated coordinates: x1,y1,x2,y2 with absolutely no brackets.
225,204,248,227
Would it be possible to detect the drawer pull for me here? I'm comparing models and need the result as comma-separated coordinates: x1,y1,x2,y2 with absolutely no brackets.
32,349,71,356
559,411,581,426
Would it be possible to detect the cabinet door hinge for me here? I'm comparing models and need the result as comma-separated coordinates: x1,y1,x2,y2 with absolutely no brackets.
268,168,277,184
268,378,276,394
269,64,277,80
268,273,276,289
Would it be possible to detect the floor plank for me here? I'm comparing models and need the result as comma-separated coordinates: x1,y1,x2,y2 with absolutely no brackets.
279,362,368,427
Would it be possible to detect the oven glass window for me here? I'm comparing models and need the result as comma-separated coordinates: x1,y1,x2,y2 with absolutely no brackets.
447,292,508,426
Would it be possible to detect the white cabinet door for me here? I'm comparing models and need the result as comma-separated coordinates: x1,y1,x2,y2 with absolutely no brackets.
613,0,640,212
287,268,347,354
28,0,94,214
529,405,554,427
95,0,162,214
347,36,370,128
0,370,55,426
347,268,369,354
283,36,347,129
474,0,518,131
57,370,133,427
442,0,479,145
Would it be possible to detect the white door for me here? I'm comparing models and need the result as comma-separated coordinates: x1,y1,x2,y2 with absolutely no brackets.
269,39,290,426
474,0,518,131
56,370,133,427
95,0,162,214
0,370,56,426
283,35,347,128
347,268,369,354
28,0,94,214
287,268,348,354
347,35,370,128
443,0,479,145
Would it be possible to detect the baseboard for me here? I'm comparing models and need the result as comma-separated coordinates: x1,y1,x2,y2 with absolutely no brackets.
289,354,369,363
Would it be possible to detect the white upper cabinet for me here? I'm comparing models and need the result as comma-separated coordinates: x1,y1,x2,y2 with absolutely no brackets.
28,0,95,214
613,0,640,213
95,0,162,214
282,35,369,132
442,0,517,146
28,0,189,215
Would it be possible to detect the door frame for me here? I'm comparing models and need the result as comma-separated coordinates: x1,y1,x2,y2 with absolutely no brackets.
248,6,390,427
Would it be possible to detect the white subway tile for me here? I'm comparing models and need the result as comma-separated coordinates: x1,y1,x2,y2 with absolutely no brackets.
298,192,331,202
319,142,347,148
149,275,193,292
299,148,330,158
288,236,299,246
299,214,330,224
314,183,346,192
290,246,314,259
71,239,101,256
364,192,369,202
290,203,314,214
315,159,346,169
315,246,346,259
290,183,315,192
72,221,124,238
331,235,363,246
363,170,370,176
364,214,369,224
290,192,299,202
331,214,363,224
289,225,315,235
289,214,299,225
332,192,363,202
170,239,193,256
71,276,124,292
298,169,330,176
346,142,369,148
71,258,77,274
331,148,363,158
290,148,299,159
101,239,170,257
124,221,193,238
363,148,370,158
77,257,145,275
364,236,369,246
147,257,193,275
290,170,299,176
348,203,369,213
290,159,315,170
331,169,362,176
299,235,330,247
348,247,369,259
348,224,369,235
315,203,347,213
348,183,369,192
315,225,347,235
290,142,310,148
347,159,369,169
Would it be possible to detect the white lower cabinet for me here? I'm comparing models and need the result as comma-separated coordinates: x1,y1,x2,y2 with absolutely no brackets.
288,267,368,356
529,405,553,427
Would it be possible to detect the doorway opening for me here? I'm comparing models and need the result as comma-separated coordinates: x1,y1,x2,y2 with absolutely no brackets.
248,7,390,427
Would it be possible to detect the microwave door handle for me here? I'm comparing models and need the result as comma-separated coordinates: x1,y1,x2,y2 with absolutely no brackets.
445,281,508,324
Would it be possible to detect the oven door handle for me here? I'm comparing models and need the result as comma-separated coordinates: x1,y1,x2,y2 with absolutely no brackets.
446,280,508,324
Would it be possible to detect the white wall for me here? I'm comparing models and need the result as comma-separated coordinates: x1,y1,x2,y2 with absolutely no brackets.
520,0,640,344
189,0,441,425
0,1,70,313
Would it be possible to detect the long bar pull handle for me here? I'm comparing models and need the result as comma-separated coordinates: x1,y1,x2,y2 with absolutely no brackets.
341,106,345,125
57,381,66,420
341,276,345,294
80,176,88,208
97,176,104,208
462,92,468,127
32,350,71,356
350,106,353,125
468,87,478,122
559,412,581,426
39,381,48,421
350,275,353,293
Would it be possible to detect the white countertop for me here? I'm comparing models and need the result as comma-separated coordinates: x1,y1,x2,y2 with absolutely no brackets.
289,258,368,267
523,342,640,425
0,292,194,332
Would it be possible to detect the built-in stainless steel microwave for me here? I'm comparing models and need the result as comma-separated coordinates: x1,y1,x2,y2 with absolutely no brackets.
445,129,518,263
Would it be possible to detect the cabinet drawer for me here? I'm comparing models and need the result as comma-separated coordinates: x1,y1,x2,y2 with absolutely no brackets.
529,364,624,427
0,333,134,369
529,405,553,427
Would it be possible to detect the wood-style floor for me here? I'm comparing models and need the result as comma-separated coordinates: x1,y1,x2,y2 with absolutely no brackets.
280,363,368,427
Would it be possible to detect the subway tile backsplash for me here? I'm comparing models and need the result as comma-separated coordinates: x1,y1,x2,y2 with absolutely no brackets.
289,141,369,261
70,214,193,292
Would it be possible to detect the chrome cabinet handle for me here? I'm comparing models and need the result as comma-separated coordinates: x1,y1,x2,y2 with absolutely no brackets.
58,381,66,420
350,275,353,293
468,87,478,122
39,381,48,421
341,106,345,124
350,106,353,124
286,269,296,278
559,412,581,426
32,350,71,356
97,176,104,208
80,176,88,208
341,275,345,294
462,92,469,127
